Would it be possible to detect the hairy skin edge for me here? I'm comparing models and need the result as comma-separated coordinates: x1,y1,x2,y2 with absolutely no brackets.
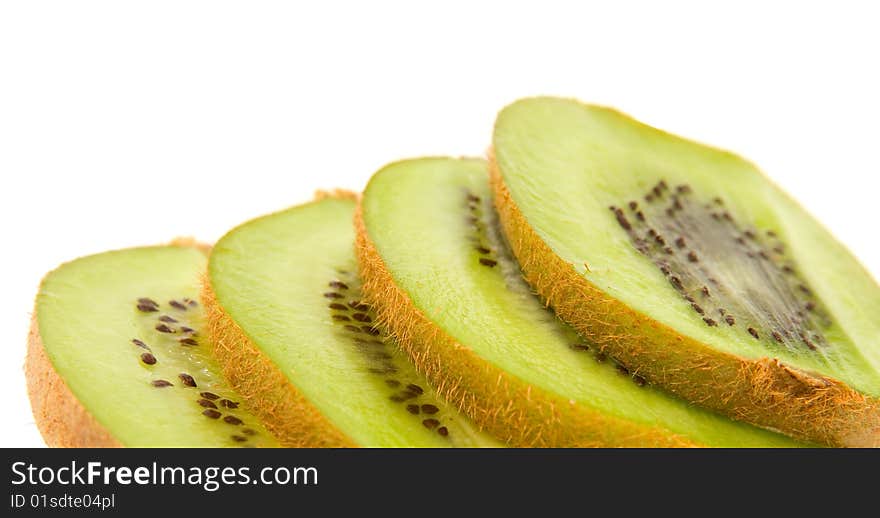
488,151,880,447
201,277,355,448
354,198,699,447
26,315,121,447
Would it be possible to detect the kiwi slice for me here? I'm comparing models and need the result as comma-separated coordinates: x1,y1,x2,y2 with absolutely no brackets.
204,193,500,447
27,242,278,447
490,97,880,446
356,157,802,447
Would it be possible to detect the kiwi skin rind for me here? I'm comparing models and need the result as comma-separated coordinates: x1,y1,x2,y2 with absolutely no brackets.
355,158,707,447
26,314,121,447
488,149,880,448
201,191,358,448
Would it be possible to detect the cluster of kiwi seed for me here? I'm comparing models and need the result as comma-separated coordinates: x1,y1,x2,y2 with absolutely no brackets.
26,97,880,448
325,270,451,438
133,296,262,444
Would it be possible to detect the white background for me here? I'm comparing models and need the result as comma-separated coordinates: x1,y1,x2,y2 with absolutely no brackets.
1,1,878,447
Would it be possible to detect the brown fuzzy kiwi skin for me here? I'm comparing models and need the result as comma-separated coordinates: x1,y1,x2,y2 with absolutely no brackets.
201,191,361,448
26,315,121,447
488,152,880,447
355,199,702,448
24,239,211,448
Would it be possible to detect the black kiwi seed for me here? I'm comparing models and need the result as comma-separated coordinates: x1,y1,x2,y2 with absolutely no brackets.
628,201,638,211
389,395,406,402
242,429,256,436
612,207,632,231
179,337,199,346
422,419,440,429
140,352,157,365
406,404,420,415
178,373,197,387
200,391,220,400
179,326,195,334
132,338,150,350
329,281,349,290
203,409,221,419
772,331,784,343
137,303,159,313
219,399,239,409
155,324,175,333
323,292,344,299
231,435,247,443
344,325,362,333
151,379,173,388
349,301,369,311
364,326,381,336
703,317,717,327
687,251,699,263
223,416,243,426
159,315,178,323
406,384,424,395
437,427,449,437
385,379,400,388
198,399,218,409
169,300,187,311
185,298,198,307
479,258,498,267
691,303,704,315
748,327,760,339
352,313,372,323
475,246,491,254
725,315,736,326
138,297,159,307
333,315,351,321
329,303,348,310
421,404,439,414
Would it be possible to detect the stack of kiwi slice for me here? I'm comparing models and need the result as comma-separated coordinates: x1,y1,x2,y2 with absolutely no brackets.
28,97,880,447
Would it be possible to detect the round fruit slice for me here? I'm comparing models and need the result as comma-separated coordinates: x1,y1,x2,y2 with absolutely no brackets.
28,242,278,447
356,157,802,447
205,193,500,447
491,97,880,447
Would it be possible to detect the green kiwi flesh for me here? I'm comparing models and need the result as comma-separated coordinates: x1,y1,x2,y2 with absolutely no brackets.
208,196,500,447
32,245,278,447
359,157,802,447
492,97,880,442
